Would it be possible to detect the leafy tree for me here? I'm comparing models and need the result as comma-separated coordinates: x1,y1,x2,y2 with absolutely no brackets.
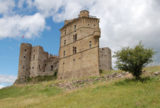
114,43,154,79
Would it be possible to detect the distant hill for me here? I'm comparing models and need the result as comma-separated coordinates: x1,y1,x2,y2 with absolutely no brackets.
0,66,160,108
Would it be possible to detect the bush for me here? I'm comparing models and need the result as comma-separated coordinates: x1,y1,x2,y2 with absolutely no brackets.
114,43,154,80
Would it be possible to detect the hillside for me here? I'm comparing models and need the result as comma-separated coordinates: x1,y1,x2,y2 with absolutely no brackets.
0,66,160,108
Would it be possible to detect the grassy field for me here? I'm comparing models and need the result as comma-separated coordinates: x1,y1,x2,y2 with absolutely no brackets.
0,66,160,108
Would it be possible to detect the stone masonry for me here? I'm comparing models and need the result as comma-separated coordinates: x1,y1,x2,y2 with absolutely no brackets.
58,10,111,80
99,47,112,70
15,10,112,83
15,43,58,83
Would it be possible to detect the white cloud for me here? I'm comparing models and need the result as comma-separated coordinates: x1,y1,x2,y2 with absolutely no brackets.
33,0,96,21
0,74,16,89
0,13,46,39
0,75,17,84
0,0,15,15
32,0,160,66
0,84,5,89
0,0,160,66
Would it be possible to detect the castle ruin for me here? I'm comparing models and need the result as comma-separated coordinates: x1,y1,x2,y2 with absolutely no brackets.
15,43,58,83
15,10,112,83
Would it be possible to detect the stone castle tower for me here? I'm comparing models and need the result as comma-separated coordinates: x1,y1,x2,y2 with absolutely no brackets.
58,10,101,79
16,43,58,83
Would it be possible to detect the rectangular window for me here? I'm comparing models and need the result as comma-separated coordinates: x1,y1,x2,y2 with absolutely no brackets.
64,51,66,57
39,65,41,70
64,40,66,45
89,41,92,48
64,30,66,35
74,25,76,32
73,47,77,54
73,34,77,42
33,55,35,60
51,65,53,71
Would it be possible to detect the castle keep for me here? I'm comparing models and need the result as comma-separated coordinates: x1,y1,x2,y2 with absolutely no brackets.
58,10,101,79
16,10,112,83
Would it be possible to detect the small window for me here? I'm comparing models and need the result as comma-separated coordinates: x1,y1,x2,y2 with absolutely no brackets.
74,25,76,32
23,66,25,69
51,65,53,71
43,64,46,72
24,49,27,52
32,67,34,69
39,65,41,70
73,59,75,61
73,47,77,54
64,30,66,35
73,34,77,42
64,51,66,57
63,62,65,64
89,41,92,48
24,56,26,58
64,40,66,45
33,55,35,60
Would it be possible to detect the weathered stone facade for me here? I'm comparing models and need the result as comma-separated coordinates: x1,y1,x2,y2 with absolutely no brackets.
15,10,112,83
16,43,58,83
99,47,112,71
58,10,101,79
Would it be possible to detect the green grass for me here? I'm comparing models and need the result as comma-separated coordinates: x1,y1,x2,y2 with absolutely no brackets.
0,66,160,108
0,81,62,99
100,69,122,76
144,65,160,73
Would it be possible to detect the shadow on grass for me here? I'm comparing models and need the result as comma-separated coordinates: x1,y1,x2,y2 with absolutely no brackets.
114,77,154,86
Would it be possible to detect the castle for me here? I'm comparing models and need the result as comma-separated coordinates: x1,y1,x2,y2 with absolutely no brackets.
15,10,112,83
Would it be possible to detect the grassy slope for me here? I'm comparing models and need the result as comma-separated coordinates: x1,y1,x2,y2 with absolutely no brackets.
0,66,160,108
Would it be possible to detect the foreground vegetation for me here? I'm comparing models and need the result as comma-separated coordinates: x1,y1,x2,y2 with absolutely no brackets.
114,43,154,79
0,66,160,108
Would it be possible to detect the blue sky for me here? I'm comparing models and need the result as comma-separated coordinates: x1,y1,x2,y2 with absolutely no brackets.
0,16,63,88
0,0,160,88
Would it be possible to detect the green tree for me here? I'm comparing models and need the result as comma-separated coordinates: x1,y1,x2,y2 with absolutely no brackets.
114,43,154,79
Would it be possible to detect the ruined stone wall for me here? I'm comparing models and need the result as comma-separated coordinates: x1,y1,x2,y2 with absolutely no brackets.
99,47,112,71
30,46,49,77
16,43,58,83
58,10,100,79
17,43,32,83
43,56,59,76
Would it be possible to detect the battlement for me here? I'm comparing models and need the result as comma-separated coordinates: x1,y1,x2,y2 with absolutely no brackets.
62,10,99,31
